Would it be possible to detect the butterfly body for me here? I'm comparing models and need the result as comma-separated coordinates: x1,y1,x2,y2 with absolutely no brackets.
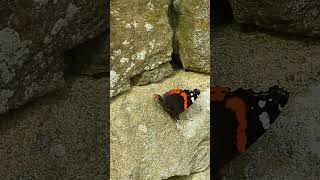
154,88,200,120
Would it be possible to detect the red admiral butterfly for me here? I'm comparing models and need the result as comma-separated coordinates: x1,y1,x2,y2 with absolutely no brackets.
211,85,289,178
154,88,200,120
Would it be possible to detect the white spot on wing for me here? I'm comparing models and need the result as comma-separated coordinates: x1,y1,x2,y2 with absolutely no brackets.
259,112,270,130
258,100,266,108
191,97,195,103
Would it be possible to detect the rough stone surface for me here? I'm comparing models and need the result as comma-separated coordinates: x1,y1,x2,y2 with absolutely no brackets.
0,1,106,114
230,0,320,37
110,70,210,179
212,22,320,179
174,0,210,73
212,23,320,94
168,168,210,180
132,62,173,85
110,0,173,97
0,77,108,179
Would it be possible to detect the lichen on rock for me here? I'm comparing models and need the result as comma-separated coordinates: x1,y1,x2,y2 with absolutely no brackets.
174,0,210,73
132,62,173,85
110,0,173,97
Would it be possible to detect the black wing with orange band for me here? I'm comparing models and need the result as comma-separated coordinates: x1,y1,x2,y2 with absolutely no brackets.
211,85,289,174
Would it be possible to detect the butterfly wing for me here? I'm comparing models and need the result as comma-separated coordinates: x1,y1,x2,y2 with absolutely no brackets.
154,88,201,120
154,94,181,120
232,86,289,147
211,85,289,178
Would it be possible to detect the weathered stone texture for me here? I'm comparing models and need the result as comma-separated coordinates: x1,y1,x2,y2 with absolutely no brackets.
110,71,210,179
230,0,320,36
168,168,210,180
110,0,173,97
0,1,106,114
174,0,210,73
0,77,108,179
132,62,173,86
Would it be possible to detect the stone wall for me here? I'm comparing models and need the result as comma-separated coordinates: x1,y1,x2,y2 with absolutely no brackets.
110,0,210,179
110,0,210,97
0,1,107,114
229,0,320,37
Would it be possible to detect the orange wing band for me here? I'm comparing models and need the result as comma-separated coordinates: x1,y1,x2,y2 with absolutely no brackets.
225,97,248,154
166,88,188,111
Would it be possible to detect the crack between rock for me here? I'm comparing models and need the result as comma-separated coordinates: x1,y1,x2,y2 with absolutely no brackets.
168,0,183,70
163,167,210,180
